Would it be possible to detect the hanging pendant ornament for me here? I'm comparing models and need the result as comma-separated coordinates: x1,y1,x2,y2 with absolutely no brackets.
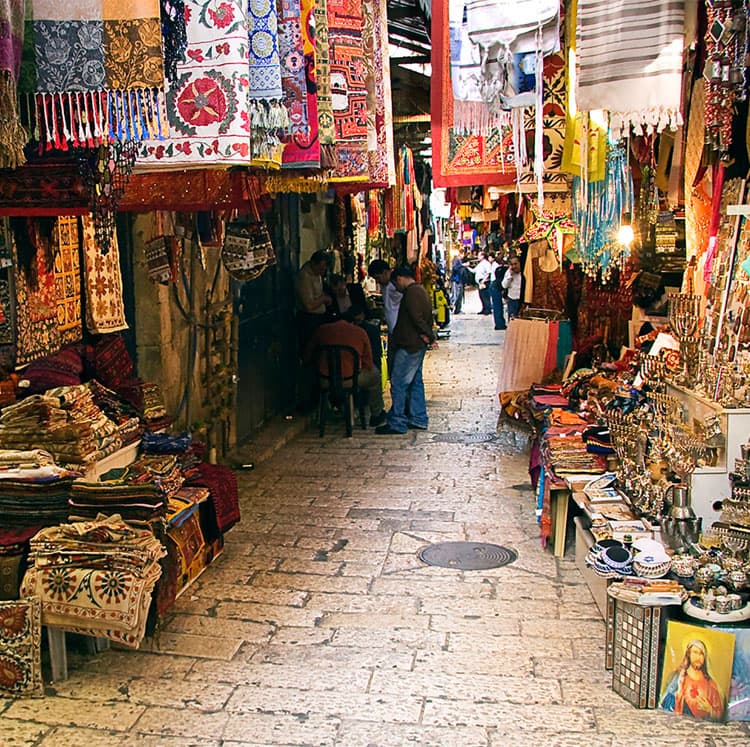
704,1,749,162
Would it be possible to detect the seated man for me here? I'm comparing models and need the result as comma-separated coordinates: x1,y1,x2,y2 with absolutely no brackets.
305,316,386,427
327,273,368,319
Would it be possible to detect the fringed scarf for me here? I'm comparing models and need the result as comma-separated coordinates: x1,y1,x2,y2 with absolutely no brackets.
248,0,290,168
0,0,27,168
18,0,167,151
576,0,684,138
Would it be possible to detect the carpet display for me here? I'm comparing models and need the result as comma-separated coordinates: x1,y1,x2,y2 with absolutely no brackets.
53,217,82,346
185,462,240,534
327,0,368,182
432,0,566,189
20,514,166,648
12,230,62,368
0,597,43,697
81,216,128,334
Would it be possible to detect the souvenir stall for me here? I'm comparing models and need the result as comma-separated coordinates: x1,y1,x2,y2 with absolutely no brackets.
432,0,750,723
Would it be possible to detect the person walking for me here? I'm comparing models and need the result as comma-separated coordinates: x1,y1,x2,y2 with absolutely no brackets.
376,266,435,435
450,253,466,314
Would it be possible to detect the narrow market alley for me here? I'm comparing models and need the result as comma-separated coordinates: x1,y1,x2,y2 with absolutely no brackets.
2,292,749,747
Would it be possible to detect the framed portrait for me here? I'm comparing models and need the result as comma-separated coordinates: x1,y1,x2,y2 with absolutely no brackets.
659,620,735,722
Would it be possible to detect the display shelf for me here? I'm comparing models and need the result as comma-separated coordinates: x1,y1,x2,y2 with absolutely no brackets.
664,382,750,525
81,440,142,480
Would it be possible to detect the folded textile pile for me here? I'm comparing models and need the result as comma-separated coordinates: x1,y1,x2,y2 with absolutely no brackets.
185,463,240,534
545,432,607,476
0,462,80,529
0,385,122,468
87,380,143,446
21,514,165,647
68,455,184,525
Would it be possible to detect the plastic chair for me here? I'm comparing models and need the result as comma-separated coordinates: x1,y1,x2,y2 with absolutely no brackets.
316,345,366,437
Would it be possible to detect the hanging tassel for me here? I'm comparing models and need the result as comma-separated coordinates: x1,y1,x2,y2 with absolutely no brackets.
83,93,94,147
75,93,86,146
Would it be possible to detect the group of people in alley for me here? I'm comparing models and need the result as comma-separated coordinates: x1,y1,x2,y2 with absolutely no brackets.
450,244,522,329
294,251,434,435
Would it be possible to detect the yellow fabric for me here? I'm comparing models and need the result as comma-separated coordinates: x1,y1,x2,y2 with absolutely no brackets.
561,0,607,181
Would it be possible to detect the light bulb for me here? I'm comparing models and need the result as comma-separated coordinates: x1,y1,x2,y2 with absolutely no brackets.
617,223,634,246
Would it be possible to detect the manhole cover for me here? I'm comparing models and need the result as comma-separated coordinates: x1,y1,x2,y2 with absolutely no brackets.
432,432,498,444
417,542,517,570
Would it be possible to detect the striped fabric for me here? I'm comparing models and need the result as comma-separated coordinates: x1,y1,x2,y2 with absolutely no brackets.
576,0,684,137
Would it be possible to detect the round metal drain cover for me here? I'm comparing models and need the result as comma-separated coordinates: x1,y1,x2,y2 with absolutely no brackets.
432,432,498,444
417,541,517,570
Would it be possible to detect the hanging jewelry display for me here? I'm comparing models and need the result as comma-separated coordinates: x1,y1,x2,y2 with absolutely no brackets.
572,143,634,281
705,1,749,161
78,141,138,255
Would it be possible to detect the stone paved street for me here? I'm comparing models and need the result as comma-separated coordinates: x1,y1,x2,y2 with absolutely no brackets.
2,289,750,746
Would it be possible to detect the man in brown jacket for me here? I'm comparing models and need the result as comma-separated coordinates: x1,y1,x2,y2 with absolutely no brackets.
376,266,435,435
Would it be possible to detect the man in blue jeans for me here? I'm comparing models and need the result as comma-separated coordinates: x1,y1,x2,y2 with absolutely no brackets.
376,266,435,435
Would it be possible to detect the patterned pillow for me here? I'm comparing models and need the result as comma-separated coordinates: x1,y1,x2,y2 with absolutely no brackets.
0,597,44,698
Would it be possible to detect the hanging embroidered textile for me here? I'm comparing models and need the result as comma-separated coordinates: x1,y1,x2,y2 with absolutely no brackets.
248,0,290,168
363,0,395,187
434,0,520,187
18,0,166,150
12,221,62,368
0,597,44,698
327,0,369,182
576,0,684,138
120,170,261,211
53,216,82,345
137,0,252,169
314,0,335,166
279,0,320,168
0,0,28,168
81,215,128,334
449,0,560,134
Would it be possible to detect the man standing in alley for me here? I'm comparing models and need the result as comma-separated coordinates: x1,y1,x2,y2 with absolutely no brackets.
376,266,435,435
367,259,401,334
501,254,523,319
471,251,493,315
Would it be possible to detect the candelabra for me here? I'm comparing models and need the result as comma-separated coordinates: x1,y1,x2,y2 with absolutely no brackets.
668,293,702,387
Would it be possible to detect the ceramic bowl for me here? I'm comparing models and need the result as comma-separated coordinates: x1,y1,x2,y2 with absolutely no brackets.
671,554,697,577
633,559,671,578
